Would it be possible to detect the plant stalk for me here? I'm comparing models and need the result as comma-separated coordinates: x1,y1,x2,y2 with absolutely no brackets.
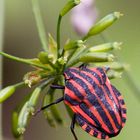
31,0,48,52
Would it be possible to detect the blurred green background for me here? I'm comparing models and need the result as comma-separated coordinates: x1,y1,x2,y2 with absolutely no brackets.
2,0,140,140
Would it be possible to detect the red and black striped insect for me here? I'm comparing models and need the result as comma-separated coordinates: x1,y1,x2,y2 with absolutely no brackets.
38,67,127,140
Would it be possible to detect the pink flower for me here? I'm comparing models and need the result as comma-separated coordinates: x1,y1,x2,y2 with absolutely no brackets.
71,0,98,36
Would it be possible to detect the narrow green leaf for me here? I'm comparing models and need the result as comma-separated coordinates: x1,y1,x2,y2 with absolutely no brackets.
48,34,58,63
0,51,51,70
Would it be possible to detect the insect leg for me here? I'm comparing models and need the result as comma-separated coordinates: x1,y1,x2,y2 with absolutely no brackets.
79,63,88,69
35,97,64,115
104,66,110,73
50,84,65,89
70,114,78,140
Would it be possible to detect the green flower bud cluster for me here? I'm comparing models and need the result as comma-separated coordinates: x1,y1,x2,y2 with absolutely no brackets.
0,0,127,139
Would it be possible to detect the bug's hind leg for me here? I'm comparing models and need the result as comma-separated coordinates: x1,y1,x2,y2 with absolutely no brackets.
70,114,78,140
35,97,64,115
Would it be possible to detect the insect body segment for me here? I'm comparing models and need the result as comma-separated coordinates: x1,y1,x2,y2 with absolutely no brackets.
64,67,126,139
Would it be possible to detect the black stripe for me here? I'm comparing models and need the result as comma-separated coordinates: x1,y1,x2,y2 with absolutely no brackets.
69,69,121,130
96,67,107,84
122,108,127,114
85,126,91,133
101,133,107,139
122,117,126,123
85,69,121,130
76,113,101,135
120,99,125,105
69,67,103,85
79,102,102,127
75,115,84,127
76,113,115,138
65,82,84,100
66,70,115,133
83,68,119,109
93,131,98,137
81,67,103,85
103,84,119,107
111,85,121,97
64,94,79,106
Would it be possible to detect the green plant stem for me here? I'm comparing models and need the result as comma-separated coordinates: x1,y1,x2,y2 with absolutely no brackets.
14,82,25,88
31,0,48,52
0,52,50,70
57,15,62,57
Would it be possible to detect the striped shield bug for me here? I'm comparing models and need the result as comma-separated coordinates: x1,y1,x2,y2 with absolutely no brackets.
36,66,127,140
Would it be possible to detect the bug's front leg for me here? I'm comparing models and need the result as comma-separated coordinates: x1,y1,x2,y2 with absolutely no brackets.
70,114,78,140
104,66,110,73
79,63,89,69
50,84,65,89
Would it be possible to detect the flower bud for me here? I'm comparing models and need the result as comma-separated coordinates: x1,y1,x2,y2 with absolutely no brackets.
107,70,122,79
79,52,114,63
83,12,123,40
38,51,56,69
38,51,50,64
66,44,86,67
43,88,64,126
50,105,64,125
57,57,67,65
64,40,84,50
43,94,56,127
60,0,81,17
24,72,42,87
0,82,24,103
12,111,21,138
0,86,15,103
88,42,122,52
27,87,41,115
17,102,30,134
27,78,54,114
